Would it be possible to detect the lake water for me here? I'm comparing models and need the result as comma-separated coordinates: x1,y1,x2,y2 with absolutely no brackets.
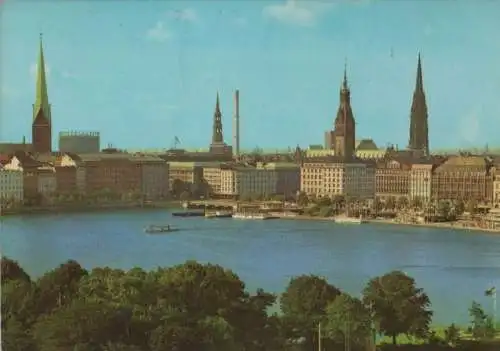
1,209,499,326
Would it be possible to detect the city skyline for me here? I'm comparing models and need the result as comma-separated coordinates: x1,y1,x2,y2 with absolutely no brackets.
1,0,500,150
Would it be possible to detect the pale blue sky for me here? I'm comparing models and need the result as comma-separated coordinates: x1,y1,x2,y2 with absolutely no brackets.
1,0,500,150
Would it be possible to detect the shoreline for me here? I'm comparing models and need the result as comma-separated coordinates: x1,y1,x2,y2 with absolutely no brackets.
0,201,182,217
275,213,500,234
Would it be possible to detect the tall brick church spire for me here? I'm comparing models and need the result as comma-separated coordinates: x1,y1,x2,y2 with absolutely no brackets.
408,53,429,156
212,92,223,143
333,63,356,159
32,33,52,153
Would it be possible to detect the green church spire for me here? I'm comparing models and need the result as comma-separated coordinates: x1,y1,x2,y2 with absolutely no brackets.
33,33,51,123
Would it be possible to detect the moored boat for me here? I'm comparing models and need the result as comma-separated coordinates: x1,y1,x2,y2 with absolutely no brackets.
215,210,233,218
334,215,366,224
233,212,274,220
172,210,205,217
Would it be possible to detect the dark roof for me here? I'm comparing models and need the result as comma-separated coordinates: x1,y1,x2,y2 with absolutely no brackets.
12,151,41,167
303,155,370,164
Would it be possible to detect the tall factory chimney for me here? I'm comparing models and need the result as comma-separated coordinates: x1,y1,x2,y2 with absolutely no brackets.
233,89,240,157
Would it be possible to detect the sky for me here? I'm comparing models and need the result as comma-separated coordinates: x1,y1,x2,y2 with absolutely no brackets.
1,0,500,151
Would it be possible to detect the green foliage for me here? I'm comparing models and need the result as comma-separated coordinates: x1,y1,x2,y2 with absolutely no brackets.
296,191,309,207
468,301,496,340
363,270,433,345
444,323,461,346
318,206,333,217
1,256,31,283
324,293,372,349
4,259,490,351
281,274,341,346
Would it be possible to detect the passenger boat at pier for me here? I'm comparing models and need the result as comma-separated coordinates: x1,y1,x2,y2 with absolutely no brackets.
334,215,366,224
233,212,275,220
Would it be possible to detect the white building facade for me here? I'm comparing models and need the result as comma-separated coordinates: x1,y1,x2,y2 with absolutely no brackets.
0,164,24,205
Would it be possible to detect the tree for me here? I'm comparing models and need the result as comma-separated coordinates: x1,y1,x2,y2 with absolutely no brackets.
467,199,477,214
362,271,433,345
316,196,332,207
0,257,31,284
324,293,372,349
179,190,191,201
296,191,309,207
385,197,396,210
373,196,382,213
280,275,341,347
454,200,465,216
35,260,88,314
437,200,451,220
332,195,345,210
397,196,409,209
33,301,136,351
318,206,333,218
411,196,423,209
468,301,495,340
444,323,461,347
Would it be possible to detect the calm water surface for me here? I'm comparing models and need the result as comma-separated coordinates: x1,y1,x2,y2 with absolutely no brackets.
1,209,500,325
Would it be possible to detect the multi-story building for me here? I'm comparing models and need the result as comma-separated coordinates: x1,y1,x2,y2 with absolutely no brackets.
130,154,169,200
491,157,500,208
431,155,493,203
3,151,43,204
37,165,57,204
202,163,225,197
217,162,300,198
409,161,434,203
300,156,375,200
168,161,204,194
0,164,24,205
375,158,412,200
61,152,169,200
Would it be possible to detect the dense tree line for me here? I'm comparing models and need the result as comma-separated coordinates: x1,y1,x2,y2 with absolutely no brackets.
1,257,497,351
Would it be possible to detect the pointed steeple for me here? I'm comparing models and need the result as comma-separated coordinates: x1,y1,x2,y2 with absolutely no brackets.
212,92,223,143
215,91,221,114
342,58,348,90
33,33,51,123
415,52,423,91
408,52,429,156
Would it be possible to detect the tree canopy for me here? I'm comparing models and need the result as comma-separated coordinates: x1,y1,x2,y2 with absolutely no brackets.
362,270,433,345
2,258,493,351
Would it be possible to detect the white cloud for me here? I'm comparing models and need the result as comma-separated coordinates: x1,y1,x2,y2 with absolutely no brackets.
146,21,172,42
167,8,198,22
262,0,334,27
29,62,51,79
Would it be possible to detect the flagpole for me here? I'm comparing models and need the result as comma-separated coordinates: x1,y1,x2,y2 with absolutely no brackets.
318,321,322,351
494,288,497,331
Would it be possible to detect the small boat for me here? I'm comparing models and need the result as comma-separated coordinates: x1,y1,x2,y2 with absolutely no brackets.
233,212,274,220
215,210,232,218
205,212,217,218
334,215,366,224
144,225,179,234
